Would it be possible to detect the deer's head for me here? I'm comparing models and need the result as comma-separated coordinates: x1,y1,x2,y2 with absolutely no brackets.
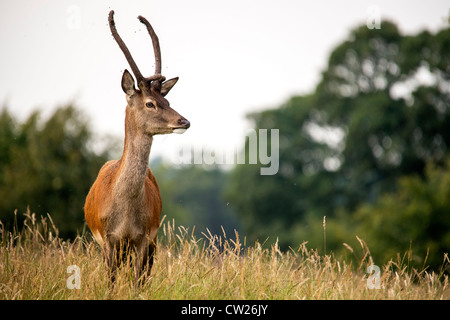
109,10,190,136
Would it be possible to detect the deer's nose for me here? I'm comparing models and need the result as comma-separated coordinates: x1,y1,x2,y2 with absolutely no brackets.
178,118,190,129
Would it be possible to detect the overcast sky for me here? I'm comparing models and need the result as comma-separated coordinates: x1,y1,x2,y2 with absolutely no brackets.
0,0,448,163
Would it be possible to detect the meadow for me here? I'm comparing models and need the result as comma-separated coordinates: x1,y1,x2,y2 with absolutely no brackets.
0,209,448,300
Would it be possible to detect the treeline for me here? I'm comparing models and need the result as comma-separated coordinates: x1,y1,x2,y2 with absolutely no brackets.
226,21,450,271
0,20,449,272
0,106,112,237
0,106,239,239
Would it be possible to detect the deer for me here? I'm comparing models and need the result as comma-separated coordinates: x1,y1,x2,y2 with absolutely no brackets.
84,10,190,283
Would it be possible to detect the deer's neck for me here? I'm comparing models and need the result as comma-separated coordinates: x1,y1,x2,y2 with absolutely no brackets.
115,113,153,200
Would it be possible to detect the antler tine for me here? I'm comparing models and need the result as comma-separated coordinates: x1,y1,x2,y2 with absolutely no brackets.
137,15,163,78
108,10,144,83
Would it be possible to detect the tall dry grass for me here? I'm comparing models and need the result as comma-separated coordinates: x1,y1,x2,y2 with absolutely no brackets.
0,209,449,300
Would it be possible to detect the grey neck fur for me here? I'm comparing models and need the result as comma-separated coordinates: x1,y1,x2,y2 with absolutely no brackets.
114,125,153,201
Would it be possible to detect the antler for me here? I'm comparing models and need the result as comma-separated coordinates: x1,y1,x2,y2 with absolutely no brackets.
108,10,144,84
138,15,162,79
108,10,165,86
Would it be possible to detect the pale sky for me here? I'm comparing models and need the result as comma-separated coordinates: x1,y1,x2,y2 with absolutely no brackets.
0,0,448,163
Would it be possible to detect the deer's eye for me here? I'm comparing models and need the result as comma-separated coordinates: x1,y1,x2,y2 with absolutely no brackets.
146,102,156,109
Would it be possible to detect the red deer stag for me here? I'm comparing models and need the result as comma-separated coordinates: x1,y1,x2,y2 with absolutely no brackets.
84,10,190,283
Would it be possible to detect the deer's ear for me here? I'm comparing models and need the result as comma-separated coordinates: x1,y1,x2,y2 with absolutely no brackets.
121,69,136,96
160,77,179,97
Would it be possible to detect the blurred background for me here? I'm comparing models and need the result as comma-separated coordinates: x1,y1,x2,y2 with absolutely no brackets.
0,0,449,271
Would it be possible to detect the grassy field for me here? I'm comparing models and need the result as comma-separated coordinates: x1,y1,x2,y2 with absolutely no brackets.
0,210,449,300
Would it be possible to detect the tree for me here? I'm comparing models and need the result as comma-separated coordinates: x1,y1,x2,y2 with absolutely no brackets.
316,22,450,210
225,94,340,247
153,162,241,238
354,160,450,271
0,105,114,238
226,20,450,261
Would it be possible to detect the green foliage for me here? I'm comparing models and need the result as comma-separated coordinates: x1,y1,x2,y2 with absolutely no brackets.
153,162,241,237
1,19,449,276
226,21,450,270
315,21,450,210
354,160,450,271
0,103,237,241
0,105,113,238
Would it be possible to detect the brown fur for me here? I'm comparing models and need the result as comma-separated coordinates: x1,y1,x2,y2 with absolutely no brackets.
85,12,189,283
84,78,189,283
